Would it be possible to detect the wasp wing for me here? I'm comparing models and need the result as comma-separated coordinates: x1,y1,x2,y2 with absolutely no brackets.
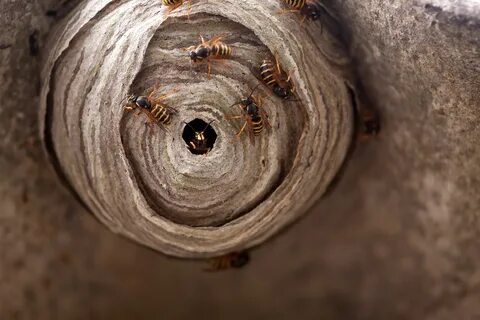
259,109,272,131
205,33,228,46
245,115,256,146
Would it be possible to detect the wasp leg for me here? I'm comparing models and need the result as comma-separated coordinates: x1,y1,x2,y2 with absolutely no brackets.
182,45,196,52
285,69,293,83
135,108,156,124
257,95,263,108
300,15,307,26
286,69,298,95
207,61,212,79
236,121,248,137
167,2,183,14
148,115,157,124
274,52,282,75
225,115,243,120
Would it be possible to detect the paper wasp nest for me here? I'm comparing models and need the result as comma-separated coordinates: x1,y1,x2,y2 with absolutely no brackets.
39,0,354,258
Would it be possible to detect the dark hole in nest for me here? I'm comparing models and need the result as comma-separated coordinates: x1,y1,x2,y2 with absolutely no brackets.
182,118,217,155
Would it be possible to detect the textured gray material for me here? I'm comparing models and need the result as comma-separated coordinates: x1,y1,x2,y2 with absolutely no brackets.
1,0,479,319
39,0,354,257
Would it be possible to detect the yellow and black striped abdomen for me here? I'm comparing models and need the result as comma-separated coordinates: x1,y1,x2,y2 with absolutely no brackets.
150,104,171,125
251,117,264,136
210,42,232,59
206,252,249,271
162,0,182,6
284,0,306,10
206,256,233,271
260,59,278,88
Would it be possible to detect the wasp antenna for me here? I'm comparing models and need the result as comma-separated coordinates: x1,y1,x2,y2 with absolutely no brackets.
201,119,215,132
248,84,262,98
120,94,130,104
183,121,197,132
229,101,241,108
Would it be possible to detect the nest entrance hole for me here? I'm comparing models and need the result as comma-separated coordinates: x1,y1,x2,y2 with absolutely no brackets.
182,118,217,155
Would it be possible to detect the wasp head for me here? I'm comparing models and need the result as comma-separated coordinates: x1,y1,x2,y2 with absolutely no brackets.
189,47,209,62
302,4,321,20
241,96,256,106
273,85,290,99
126,94,137,104
195,131,205,142
123,94,138,111
188,50,198,62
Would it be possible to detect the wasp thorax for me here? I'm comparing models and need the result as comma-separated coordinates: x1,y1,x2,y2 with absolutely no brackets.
246,103,258,114
134,96,151,109
182,118,217,155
